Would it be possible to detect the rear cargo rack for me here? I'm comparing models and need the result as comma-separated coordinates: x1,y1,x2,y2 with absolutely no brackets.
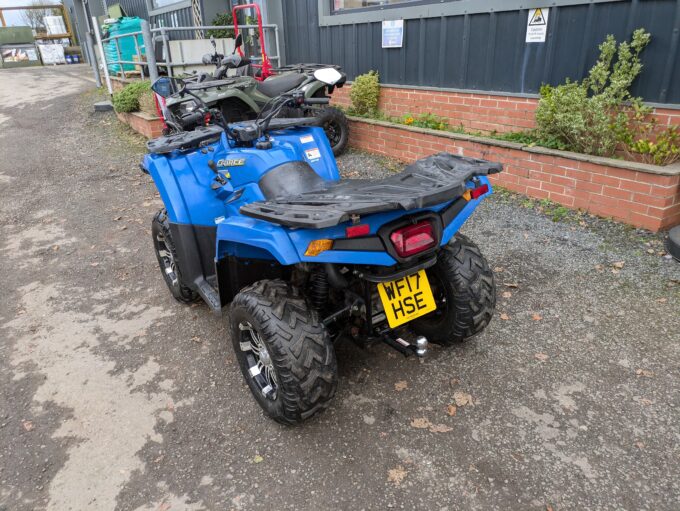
240,152,502,229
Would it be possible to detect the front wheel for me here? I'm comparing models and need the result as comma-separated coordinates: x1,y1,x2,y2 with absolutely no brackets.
411,234,496,345
230,279,338,425
151,209,199,304
314,107,349,156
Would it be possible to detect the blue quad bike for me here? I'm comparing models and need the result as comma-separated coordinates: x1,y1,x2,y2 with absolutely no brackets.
142,69,502,424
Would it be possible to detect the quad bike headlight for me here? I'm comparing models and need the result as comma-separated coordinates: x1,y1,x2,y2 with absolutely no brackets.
178,100,198,115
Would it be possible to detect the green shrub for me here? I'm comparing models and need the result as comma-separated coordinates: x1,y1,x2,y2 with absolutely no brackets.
112,81,151,113
206,12,235,39
349,70,380,115
535,28,651,157
627,126,680,166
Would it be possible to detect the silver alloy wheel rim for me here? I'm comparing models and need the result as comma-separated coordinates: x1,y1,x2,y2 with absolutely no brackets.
239,321,278,400
155,232,179,286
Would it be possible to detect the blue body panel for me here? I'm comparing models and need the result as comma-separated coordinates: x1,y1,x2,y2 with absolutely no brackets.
143,125,491,267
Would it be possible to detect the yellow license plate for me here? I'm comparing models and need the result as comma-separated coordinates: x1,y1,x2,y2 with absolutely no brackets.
377,269,436,328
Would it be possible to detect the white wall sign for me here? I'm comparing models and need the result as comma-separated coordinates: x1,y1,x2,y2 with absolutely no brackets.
526,8,549,43
382,20,404,48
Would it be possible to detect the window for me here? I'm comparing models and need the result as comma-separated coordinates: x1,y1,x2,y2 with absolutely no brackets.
151,0,183,9
332,0,422,12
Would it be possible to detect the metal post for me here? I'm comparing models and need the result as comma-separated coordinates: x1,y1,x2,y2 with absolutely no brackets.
81,0,101,87
92,16,112,95
114,36,125,79
160,28,172,77
132,33,144,79
85,31,102,87
141,20,159,83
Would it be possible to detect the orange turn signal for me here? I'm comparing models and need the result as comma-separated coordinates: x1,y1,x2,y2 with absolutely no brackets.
304,239,333,256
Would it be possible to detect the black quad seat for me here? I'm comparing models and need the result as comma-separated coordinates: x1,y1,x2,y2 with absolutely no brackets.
240,152,502,229
256,73,307,97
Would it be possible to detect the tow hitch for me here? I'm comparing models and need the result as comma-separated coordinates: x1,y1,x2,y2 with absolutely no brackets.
382,333,428,358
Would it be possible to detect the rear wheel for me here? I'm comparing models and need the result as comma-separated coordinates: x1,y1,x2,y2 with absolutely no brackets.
412,234,495,345
230,279,338,424
151,209,199,304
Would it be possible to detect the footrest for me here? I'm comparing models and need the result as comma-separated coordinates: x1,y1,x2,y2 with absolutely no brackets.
196,278,221,312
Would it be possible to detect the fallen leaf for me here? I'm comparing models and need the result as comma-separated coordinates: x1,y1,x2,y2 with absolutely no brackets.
52,244,60,251
639,398,653,406
612,268,620,275
532,313,543,321
493,266,504,273
253,455,264,463
502,291,512,299
90,262,99,267
387,465,407,486
410,417,432,429
453,391,473,407
190,336,202,343
394,381,408,392
534,353,549,362
657,298,667,303
446,404,458,416
612,261,625,269
500,313,510,321
22,420,34,432
156,502,171,511
635,368,655,378
503,282,519,288
634,441,645,449
647,248,655,254
114,216,122,221
594,264,604,271
429,423,453,433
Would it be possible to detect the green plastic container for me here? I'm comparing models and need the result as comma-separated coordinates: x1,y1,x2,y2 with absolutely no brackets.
104,17,144,73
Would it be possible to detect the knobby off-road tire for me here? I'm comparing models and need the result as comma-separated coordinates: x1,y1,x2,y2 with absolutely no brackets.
315,107,349,156
230,279,338,425
412,234,496,345
151,209,199,304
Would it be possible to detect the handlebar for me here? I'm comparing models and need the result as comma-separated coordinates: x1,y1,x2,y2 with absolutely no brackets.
303,97,330,105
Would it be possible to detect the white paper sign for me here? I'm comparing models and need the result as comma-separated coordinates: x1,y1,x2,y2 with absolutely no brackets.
526,8,549,43
38,44,66,64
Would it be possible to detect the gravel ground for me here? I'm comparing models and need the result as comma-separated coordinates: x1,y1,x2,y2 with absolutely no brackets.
1,65,680,511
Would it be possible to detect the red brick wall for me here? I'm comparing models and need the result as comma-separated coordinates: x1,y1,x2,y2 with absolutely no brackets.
116,111,164,139
332,85,680,135
348,118,680,231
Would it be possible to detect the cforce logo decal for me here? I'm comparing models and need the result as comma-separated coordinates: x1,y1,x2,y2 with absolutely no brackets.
216,158,246,167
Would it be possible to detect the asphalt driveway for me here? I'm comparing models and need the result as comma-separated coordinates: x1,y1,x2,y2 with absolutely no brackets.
1,65,679,511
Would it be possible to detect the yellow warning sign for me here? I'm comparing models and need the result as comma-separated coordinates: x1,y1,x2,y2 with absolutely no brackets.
529,8,547,26
526,7,549,42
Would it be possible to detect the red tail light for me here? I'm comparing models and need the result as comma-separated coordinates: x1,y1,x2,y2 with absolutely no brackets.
390,221,436,258
346,224,370,238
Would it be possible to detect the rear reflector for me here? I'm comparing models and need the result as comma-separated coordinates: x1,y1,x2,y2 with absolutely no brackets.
305,239,333,256
346,224,370,238
470,183,489,199
390,221,436,258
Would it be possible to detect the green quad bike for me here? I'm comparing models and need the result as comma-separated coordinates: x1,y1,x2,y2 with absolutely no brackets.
161,34,350,156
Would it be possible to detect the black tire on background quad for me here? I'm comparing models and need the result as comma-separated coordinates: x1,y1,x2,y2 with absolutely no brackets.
230,279,338,425
151,209,199,304
412,234,496,346
315,107,349,156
